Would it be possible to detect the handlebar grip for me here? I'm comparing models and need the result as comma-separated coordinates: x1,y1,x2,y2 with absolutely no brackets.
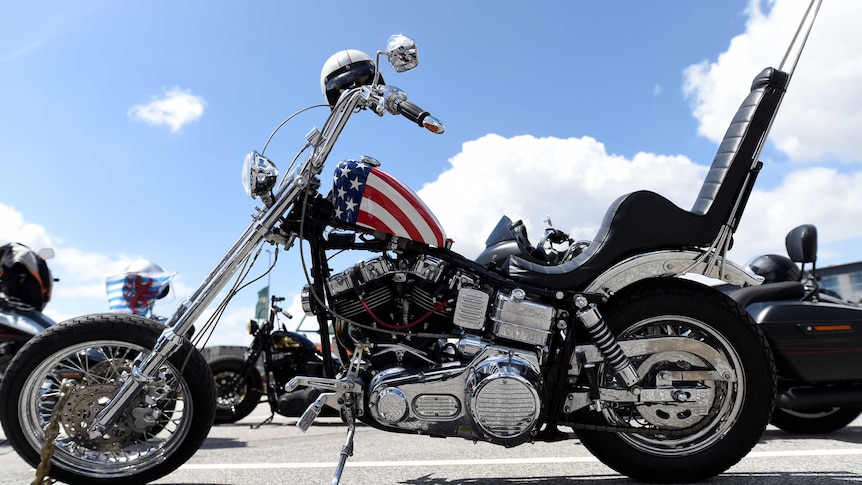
397,100,429,127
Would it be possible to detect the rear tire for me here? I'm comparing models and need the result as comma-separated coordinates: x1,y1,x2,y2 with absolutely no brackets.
770,406,862,434
210,355,263,424
572,280,775,483
0,313,215,485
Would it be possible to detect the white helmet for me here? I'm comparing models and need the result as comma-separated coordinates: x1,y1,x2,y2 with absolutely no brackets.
122,259,173,300
124,258,166,275
319,49,383,108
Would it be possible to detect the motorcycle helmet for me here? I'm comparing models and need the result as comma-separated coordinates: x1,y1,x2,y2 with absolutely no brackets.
320,49,383,108
746,254,801,283
0,243,53,310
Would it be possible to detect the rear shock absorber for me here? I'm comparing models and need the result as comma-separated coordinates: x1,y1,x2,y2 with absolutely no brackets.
574,295,640,388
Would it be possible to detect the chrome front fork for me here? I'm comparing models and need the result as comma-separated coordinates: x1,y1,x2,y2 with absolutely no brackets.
88,207,288,439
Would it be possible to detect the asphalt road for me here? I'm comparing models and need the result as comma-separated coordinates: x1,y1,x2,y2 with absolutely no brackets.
2,403,861,485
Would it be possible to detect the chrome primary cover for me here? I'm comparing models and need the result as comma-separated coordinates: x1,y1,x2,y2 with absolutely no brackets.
366,341,543,446
466,353,542,440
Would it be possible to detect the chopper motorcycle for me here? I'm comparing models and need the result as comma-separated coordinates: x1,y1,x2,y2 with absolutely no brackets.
727,224,862,434
0,2,821,482
210,294,337,425
0,242,56,380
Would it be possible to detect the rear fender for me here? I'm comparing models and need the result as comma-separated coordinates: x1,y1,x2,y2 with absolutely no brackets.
583,249,762,297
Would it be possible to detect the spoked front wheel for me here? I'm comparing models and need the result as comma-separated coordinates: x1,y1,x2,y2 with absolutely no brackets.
0,314,215,485
572,280,776,483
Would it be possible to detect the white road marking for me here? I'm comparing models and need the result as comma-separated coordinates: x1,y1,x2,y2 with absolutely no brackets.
179,448,862,470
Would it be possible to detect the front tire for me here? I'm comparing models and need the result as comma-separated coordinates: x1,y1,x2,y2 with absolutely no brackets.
210,355,263,424
770,406,862,434
572,280,775,483
0,351,14,380
0,314,216,485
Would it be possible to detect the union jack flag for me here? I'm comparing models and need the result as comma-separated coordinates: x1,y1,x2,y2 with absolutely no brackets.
332,160,446,247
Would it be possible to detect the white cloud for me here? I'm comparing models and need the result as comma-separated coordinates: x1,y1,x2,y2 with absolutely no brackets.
418,134,706,259
735,168,862,262
0,202,268,348
193,303,255,348
418,134,862,269
0,203,54,250
128,87,206,133
0,203,156,321
684,0,862,163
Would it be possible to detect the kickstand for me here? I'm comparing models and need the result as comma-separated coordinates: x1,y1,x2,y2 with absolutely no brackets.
332,407,356,485
250,413,275,429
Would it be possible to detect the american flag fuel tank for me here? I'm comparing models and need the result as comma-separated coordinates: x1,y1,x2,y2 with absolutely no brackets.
332,160,447,247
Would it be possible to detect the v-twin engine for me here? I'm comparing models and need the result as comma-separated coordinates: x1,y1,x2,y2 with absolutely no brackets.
367,338,543,446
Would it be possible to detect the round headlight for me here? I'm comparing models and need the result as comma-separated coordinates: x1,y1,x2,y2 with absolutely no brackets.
241,151,278,199
247,319,259,335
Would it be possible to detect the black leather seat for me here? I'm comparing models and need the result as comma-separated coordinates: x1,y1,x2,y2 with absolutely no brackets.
503,67,790,290
726,281,805,308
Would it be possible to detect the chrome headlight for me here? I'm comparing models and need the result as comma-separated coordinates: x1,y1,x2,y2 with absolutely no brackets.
241,151,278,200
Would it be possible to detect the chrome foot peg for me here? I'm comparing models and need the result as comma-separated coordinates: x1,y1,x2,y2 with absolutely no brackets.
289,346,366,433
297,393,328,432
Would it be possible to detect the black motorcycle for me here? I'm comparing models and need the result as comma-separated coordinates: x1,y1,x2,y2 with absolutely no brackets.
726,224,862,434
0,243,56,379
210,295,335,425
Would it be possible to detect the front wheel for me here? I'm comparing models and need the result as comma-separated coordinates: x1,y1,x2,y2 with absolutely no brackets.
210,355,263,424
0,314,216,485
572,280,776,483
770,406,862,434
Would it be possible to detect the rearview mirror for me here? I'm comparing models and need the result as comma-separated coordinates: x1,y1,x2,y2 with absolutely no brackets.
386,34,418,73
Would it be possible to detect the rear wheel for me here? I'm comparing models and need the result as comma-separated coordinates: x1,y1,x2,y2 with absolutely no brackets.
210,355,263,424
0,314,215,485
770,406,862,434
572,280,775,483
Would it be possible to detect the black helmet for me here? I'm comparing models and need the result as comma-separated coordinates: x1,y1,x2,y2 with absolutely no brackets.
319,49,383,108
746,254,801,283
0,243,53,310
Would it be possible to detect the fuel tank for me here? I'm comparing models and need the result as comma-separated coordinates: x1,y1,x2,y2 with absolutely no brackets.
749,300,862,383
331,160,447,247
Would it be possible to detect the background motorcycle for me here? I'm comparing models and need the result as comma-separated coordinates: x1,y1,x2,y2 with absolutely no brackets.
0,5,820,483
727,224,862,434
0,243,56,379
210,294,337,425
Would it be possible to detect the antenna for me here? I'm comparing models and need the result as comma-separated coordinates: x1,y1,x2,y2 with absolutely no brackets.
779,0,823,80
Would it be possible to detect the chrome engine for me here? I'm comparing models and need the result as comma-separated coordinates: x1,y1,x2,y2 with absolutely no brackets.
368,338,543,445
312,254,557,347
303,254,559,445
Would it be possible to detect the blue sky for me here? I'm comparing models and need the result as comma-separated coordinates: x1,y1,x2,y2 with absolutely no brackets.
4,0,862,346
